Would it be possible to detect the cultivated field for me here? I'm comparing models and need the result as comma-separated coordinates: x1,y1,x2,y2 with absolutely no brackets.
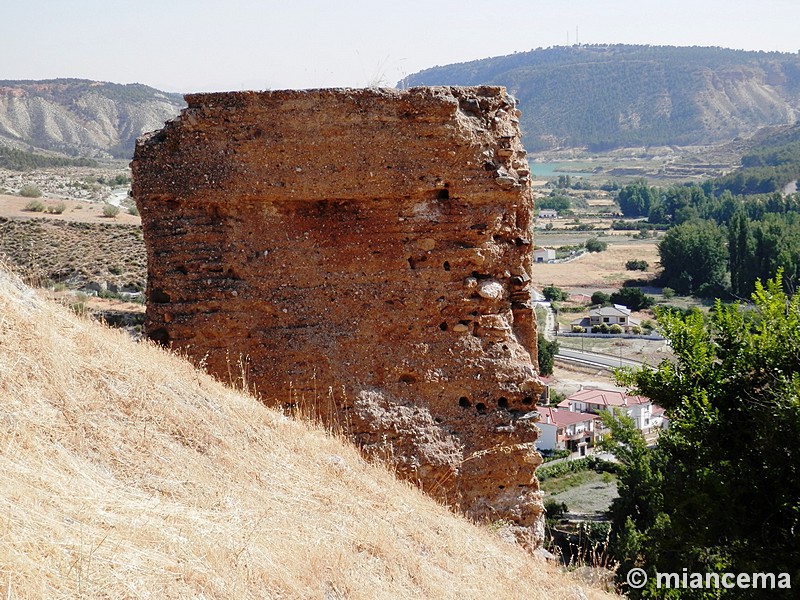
532,236,661,292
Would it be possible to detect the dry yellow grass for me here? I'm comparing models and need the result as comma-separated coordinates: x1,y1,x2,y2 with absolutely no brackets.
0,268,617,599
532,241,660,290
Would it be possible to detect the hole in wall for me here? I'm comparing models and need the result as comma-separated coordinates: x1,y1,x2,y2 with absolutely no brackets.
443,261,451,271
459,396,471,408
475,402,487,412
149,328,170,347
150,288,171,304
522,396,534,405
439,322,448,331
437,188,450,200
498,397,509,408
399,374,417,384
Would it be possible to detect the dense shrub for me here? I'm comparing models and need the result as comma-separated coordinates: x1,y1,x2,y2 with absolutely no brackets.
585,238,608,252
19,185,42,198
625,259,649,271
591,291,610,305
23,199,44,212
102,203,120,218
542,284,568,302
610,287,655,311
537,456,618,481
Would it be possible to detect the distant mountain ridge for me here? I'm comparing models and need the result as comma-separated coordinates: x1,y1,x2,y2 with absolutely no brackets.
0,79,185,159
404,45,800,151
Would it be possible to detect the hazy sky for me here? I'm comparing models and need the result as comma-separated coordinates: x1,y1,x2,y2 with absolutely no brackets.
5,0,800,93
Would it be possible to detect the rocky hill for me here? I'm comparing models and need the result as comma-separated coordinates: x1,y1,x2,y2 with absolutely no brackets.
404,45,800,151
0,267,616,599
0,79,184,159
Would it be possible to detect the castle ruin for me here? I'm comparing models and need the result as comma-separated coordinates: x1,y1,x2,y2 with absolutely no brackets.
132,86,546,545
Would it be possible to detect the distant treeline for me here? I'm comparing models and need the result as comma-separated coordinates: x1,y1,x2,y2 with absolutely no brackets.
616,176,800,297
0,146,98,171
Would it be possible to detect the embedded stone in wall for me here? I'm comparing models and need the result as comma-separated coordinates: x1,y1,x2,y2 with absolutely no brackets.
132,86,545,546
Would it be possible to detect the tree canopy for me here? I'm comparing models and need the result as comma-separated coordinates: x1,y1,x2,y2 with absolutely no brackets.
658,220,728,295
604,273,800,598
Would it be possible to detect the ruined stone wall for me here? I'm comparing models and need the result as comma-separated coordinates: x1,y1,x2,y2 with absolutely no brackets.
132,87,545,544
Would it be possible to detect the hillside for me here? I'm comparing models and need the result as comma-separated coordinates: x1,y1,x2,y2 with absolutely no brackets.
0,79,184,159
0,267,615,599
404,45,800,151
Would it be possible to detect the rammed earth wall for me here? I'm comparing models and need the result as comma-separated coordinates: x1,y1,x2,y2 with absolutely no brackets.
132,86,546,546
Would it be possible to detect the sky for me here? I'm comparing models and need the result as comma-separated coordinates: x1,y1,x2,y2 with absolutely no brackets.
5,0,800,93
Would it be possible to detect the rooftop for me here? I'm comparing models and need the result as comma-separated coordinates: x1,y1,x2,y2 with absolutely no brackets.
567,388,650,407
538,406,601,427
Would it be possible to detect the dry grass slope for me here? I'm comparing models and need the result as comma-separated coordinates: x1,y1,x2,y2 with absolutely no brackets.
0,268,616,599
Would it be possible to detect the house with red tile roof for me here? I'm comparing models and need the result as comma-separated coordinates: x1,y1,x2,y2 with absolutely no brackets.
559,388,666,433
536,406,601,456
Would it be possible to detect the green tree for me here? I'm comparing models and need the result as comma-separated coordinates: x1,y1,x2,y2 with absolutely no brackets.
537,333,559,376
618,180,657,217
542,284,568,302
585,238,608,253
591,291,610,306
728,208,755,297
609,287,654,311
607,273,800,598
658,220,728,294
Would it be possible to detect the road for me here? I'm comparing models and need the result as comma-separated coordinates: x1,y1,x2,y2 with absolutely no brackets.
555,347,650,371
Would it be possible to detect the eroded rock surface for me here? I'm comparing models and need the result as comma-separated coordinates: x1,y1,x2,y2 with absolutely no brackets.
132,86,545,544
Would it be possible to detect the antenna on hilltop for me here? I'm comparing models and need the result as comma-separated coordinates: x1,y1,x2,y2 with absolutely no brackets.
566,30,570,46
576,26,579,45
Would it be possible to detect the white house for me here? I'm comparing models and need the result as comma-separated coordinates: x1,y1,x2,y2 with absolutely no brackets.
558,388,666,434
536,406,601,456
571,304,640,332
538,209,558,219
534,248,556,263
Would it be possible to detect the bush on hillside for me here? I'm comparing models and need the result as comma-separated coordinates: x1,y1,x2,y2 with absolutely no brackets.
585,238,608,252
625,259,649,271
23,199,44,212
19,185,42,198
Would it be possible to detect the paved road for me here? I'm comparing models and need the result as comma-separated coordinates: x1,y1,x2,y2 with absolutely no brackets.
555,347,649,371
